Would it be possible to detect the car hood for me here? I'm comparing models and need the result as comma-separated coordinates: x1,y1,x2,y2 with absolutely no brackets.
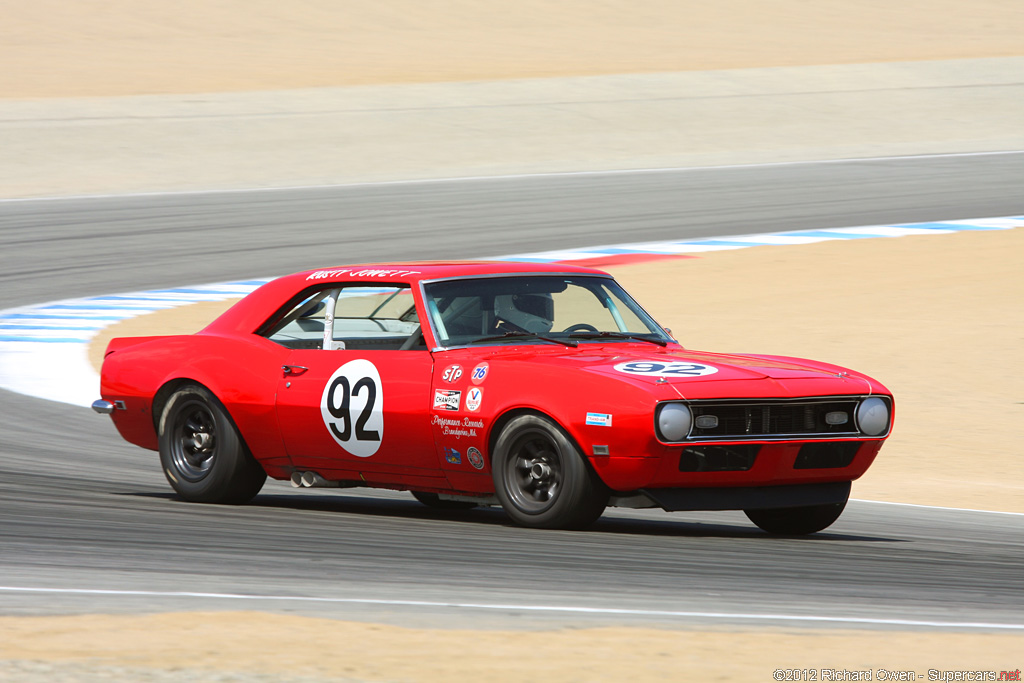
450,342,885,398
546,344,877,395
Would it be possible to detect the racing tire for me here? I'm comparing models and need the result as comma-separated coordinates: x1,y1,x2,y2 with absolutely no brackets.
158,384,266,504
411,491,478,510
743,499,848,535
492,414,608,529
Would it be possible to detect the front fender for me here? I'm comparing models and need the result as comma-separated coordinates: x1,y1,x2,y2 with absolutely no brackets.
478,358,667,490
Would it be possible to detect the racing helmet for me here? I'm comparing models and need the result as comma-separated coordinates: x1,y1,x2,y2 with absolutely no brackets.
494,293,554,333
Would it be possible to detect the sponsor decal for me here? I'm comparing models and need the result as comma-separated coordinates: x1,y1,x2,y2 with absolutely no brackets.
433,389,461,411
585,412,613,427
432,415,484,439
465,387,483,412
467,447,485,470
320,359,384,457
441,364,463,383
470,362,489,385
306,268,421,280
613,360,719,377
444,447,462,465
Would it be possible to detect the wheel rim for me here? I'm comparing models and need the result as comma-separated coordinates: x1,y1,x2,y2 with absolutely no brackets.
169,399,217,482
504,429,563,514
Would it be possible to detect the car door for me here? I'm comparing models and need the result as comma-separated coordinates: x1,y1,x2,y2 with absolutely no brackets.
268,282,443,481
276,349,439,477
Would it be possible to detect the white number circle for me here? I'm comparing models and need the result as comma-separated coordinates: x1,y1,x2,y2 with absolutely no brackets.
320,359,384,457
613,360,719,377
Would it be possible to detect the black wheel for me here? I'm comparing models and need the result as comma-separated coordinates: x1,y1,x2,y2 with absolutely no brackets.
158,384,266,504
492,414,608,529
744,499,848,535
411,491,477,510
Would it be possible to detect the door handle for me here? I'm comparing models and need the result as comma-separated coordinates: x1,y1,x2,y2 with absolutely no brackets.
282,365,309,376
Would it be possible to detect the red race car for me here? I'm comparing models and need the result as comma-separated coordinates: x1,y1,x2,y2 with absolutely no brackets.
94,262,893,533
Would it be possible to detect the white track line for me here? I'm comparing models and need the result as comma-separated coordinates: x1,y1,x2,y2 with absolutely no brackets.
1,149,1021,203
851,499,1024,516
0,586,1020,630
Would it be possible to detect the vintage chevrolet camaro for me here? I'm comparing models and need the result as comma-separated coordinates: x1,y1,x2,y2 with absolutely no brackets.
94,262,893,533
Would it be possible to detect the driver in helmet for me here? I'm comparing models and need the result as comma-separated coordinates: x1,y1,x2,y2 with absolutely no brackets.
494,292,554,334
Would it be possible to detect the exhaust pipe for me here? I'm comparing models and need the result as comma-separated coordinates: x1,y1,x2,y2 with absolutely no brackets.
290,471,342,488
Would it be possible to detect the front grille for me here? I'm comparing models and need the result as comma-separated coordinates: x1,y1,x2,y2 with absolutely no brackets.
688,399,861,440
679,445,759,472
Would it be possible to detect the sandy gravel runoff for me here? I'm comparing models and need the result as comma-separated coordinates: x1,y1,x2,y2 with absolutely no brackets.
1,612,1021,682
3,0,1023,98
4,0,1024,679
3,2,1022,197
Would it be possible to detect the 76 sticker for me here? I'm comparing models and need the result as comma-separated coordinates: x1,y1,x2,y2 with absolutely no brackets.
613,360,718,377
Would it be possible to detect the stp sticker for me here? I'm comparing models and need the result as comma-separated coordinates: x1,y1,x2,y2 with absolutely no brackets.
613,360,719,377
320,359,384,457
467,447,485,470
433,389,461,411
470,362,489,385
444,447,462,465
585,412,612,427
441,364,463,383
465,387,483,412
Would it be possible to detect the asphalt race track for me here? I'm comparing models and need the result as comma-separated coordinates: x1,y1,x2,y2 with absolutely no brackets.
1,153,1023,630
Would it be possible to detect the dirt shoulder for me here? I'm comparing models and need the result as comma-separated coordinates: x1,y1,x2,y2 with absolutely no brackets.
1,612,1021,682
4,2,1022,198
3,0,1023,98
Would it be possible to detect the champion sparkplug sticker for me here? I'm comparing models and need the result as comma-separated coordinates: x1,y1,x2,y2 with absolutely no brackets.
613,360,719,377
321,359,384,457
433,389,461,411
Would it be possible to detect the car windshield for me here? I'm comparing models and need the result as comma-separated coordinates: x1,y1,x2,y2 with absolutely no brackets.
422,275,672,348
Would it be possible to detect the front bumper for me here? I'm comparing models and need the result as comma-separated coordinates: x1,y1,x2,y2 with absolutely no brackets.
590,439,885,491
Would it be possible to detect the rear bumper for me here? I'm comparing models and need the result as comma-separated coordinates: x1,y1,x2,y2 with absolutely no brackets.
640,480,851,511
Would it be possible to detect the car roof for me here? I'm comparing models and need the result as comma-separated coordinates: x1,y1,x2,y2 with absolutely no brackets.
297,260,609,285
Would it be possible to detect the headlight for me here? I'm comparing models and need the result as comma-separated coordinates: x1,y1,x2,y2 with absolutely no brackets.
657,403,692,441
856,397,890,436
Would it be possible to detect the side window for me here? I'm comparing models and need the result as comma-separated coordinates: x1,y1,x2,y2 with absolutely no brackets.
263,285,423,350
